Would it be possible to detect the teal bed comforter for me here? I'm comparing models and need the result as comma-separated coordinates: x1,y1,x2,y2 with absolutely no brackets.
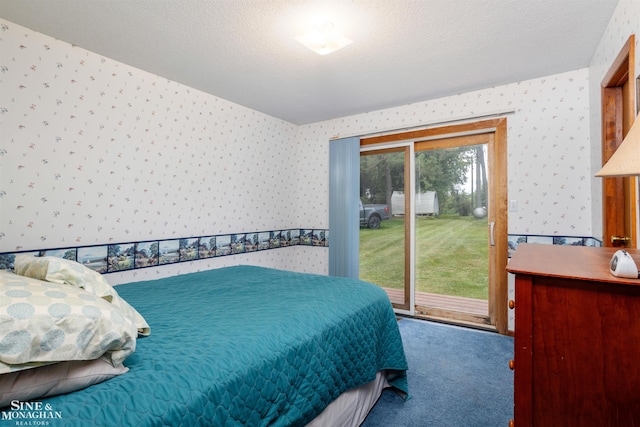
37,265,409,426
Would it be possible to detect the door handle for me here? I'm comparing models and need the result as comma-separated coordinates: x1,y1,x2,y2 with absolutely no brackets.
611,235,630,246
489,221,495,246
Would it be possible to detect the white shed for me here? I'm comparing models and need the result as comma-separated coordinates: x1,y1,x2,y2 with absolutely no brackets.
391,191,439,216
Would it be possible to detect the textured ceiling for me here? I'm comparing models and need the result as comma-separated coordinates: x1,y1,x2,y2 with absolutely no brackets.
0,0,620,125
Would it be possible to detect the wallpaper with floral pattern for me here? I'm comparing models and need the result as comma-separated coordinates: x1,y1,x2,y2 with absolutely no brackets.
0,19,324,282
1,0,639,332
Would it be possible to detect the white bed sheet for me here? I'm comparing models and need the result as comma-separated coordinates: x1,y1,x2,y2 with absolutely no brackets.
307,370,390,427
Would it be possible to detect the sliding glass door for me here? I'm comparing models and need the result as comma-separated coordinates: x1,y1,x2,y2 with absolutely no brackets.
414,135,491,325
359,147,411,310
358,119,509,332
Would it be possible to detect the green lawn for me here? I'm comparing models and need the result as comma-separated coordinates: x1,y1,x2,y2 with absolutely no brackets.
359,214,488,299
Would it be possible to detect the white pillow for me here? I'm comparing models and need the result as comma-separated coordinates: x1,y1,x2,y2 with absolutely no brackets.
0,358,128,409
13,255,150,336
0,271,138,374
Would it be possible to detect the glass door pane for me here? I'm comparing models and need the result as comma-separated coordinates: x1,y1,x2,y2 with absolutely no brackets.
359,149,408,308
414,144,489,320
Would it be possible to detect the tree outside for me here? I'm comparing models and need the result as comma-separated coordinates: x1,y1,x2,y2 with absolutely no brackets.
360,145,487,216
359,144,490,301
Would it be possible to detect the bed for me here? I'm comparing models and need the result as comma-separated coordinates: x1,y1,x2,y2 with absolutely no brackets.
1,261,409,426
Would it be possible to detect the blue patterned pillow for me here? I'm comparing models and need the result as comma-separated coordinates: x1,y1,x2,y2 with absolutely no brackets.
0,271,138,374
13,255,150,336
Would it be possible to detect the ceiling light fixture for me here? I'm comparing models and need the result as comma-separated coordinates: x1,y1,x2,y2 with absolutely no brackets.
295,20,352,55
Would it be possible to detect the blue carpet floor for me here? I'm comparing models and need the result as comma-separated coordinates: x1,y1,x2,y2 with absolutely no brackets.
362,317,514,427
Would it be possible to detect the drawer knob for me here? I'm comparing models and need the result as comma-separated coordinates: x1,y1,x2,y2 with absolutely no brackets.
509,359,515,370
508,299,515,309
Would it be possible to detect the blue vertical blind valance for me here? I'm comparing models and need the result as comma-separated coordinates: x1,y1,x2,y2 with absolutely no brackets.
329,137,360,279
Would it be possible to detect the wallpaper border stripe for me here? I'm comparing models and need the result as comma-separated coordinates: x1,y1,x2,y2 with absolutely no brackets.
0,228,328,273
0,231,602,273
507,234,602,258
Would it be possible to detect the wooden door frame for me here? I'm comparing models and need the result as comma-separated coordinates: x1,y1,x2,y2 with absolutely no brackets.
601,34,637,248
362,118,509,334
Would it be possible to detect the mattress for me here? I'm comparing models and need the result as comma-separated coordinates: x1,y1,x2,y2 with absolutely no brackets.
24,265,408,426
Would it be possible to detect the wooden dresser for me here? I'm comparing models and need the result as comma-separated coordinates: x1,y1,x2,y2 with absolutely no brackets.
507,243,640,427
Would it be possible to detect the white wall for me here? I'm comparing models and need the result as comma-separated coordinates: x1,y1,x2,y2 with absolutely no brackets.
3,0,639,283
295,68,594,273
0,19,308,283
